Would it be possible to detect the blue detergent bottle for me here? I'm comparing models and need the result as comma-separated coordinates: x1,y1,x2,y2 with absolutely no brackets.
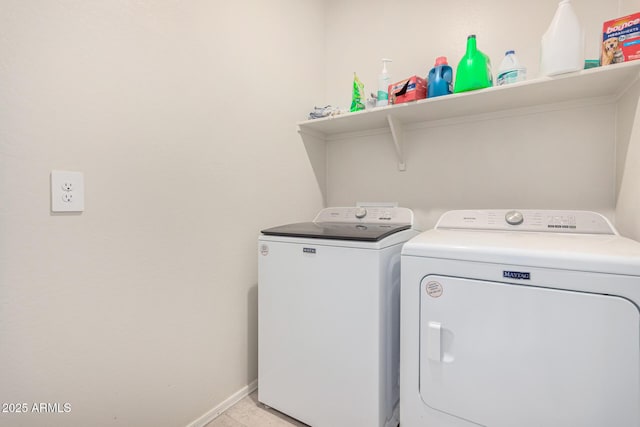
427,56,453,98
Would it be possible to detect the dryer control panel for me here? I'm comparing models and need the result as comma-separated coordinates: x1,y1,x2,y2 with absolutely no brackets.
435,210,616,235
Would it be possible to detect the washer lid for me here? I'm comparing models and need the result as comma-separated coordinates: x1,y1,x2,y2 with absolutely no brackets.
261,222,411,242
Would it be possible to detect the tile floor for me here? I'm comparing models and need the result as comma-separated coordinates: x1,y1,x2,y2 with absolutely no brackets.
205,390,308,427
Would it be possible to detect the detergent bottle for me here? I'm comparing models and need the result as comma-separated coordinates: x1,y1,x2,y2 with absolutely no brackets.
540,0,584,76
454,35,493,93
427,56,453,98
350,72,365,112
497,50,527,85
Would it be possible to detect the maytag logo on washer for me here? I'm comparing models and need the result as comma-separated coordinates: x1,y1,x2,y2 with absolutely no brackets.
503,270,531,280
303,247,316,254
260,244,269,256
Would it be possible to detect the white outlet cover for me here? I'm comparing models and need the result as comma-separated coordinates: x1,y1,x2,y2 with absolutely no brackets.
51,170,84,212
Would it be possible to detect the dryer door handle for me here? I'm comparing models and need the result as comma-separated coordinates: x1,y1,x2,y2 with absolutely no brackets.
427,321,441,362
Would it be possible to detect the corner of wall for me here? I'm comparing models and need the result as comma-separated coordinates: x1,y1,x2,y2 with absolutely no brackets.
615,76,640,240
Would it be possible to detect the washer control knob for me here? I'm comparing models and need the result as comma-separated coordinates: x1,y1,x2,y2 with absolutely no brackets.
505,210,524,226
355,207,367,219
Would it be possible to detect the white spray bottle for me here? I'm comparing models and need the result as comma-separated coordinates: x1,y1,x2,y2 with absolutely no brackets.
376,58,392,107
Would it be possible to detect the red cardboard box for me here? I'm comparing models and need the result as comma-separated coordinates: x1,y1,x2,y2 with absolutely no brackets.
388,76,427,104
602,12,640,66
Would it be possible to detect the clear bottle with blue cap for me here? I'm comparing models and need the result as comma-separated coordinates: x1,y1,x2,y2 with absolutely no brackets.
496,50,527,86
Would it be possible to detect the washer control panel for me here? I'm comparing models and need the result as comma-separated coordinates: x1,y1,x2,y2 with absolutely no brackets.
355,207,368,219
436,210,616,235
314,206,414,225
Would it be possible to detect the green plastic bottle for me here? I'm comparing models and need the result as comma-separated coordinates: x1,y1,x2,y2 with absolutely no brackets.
453,35,493,93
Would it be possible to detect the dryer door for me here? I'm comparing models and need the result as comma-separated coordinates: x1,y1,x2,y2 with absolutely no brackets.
419,275,640,427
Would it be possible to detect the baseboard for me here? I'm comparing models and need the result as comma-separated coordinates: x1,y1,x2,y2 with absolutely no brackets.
186,379,258,427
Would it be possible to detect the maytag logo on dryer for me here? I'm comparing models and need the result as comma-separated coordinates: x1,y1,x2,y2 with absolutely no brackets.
303,247,316,254
503,270,531,280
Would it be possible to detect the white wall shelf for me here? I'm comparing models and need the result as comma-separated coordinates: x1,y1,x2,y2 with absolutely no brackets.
298,61,640,202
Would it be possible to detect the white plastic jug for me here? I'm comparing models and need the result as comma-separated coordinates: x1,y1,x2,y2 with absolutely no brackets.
540,0,584,76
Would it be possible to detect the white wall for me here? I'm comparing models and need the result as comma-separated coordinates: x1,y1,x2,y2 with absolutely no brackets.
614,0,640,224
0,1,323,426
616,78,640,240
621,0,640,17
327,104,617,230
323,0,629,229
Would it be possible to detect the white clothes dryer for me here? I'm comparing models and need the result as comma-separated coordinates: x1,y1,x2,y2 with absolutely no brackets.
259,206,418,427
400,210,640,427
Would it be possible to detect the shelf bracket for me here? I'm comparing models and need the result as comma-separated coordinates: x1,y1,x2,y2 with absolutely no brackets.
387,115,406,171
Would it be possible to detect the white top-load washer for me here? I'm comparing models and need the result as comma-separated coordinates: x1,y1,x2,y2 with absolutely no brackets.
259,206,419,427
400,209,640,427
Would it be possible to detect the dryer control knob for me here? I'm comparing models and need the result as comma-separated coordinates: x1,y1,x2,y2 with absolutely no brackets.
505,210,524,225
355,207,367,219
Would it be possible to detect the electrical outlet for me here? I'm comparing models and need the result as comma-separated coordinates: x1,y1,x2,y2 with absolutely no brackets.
51,170,84,212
